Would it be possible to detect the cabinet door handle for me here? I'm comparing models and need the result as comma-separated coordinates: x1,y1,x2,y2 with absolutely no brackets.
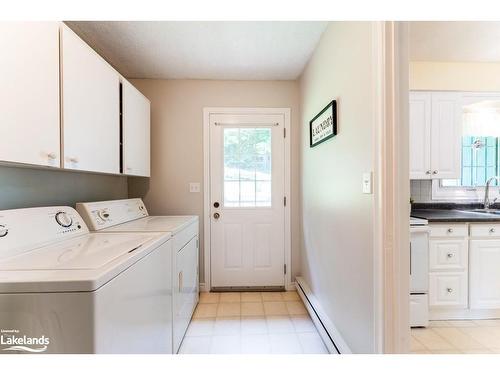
426,170,431,175
447,288,453,293
432,170,438,175
490,228,496,233
178,271,183,293
447,253,453,258
447,228,454,233
47,152,57,160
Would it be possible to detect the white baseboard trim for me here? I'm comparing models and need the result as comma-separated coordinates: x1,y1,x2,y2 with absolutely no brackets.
295,276,351,354
286,281,297,291
199,283,209,292
430,308,500,320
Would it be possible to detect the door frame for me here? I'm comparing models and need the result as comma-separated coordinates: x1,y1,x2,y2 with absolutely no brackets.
202,107,292,292
372,21,410,353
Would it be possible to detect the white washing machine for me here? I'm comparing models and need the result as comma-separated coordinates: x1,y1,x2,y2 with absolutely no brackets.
76,198,199,354
0,206,173,354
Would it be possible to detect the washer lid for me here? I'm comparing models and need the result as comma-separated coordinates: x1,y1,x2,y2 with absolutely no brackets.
103,215,198,234
0,233,155,271
0,232,170,293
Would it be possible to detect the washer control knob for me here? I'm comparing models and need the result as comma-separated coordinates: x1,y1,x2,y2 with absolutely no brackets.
97,210,110,221
55,211,73,228
0,225,8,237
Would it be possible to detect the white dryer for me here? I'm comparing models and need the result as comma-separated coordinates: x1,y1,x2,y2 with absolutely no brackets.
0,206,173,354
76,198,199,354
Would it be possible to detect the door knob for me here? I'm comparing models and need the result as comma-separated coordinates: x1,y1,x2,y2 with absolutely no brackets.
213,212,220,219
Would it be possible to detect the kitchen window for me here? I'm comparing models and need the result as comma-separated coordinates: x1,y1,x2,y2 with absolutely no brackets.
433,98,500,201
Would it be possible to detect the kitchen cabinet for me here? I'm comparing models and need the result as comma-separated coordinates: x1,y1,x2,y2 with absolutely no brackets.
409,92,432,179
409,91,461,180
430,92,462,179
61,24,120,174
122,80,151,177
470,239,500,309
0,22,60,168
428,223,469,309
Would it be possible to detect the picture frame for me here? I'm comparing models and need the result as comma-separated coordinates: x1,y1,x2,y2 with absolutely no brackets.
309,100,337,147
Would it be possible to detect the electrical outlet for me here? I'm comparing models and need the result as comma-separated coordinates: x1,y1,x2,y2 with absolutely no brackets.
189,183,201,193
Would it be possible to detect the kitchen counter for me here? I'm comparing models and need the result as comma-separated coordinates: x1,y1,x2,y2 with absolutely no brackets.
411,209,500,222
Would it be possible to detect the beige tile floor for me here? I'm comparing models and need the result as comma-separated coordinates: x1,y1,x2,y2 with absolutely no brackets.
179,291,329,354
411,320,500,354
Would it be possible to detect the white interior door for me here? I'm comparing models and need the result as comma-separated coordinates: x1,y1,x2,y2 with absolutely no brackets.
210,113,285,288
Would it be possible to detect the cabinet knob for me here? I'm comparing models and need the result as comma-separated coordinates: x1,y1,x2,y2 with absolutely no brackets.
433,170,438,175
447,253,453,258
426,170,431,175
447,288,453,293
447,228,454,233
490,228,496,233
47,152,57,160
69,157,79,163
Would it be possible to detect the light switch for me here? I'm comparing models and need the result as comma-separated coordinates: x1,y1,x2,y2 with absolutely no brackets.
362,172,373,194
189,183,201,193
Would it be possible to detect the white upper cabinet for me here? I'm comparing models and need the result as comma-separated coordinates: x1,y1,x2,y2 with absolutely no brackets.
409,91,461,180
122,80,151,177
410,92,432,179
0,22,60,168
61,25,120,174
430,92,462,179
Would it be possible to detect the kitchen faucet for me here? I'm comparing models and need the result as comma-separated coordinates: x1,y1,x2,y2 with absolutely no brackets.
484,176,500,210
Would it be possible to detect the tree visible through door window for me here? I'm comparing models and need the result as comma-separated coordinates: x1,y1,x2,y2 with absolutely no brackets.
223,128,272,207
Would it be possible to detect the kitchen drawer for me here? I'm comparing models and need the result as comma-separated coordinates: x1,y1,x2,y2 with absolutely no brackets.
429,224,468,238
470,223,500,238
429,239,468,272
429,272,468,308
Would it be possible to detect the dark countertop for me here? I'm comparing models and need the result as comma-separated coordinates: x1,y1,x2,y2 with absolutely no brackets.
411,209,500,222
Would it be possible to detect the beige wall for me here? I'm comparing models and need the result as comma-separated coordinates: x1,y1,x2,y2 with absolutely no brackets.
0,165,127,210
410,61,500,91
128,79,300,285
299,22,377,353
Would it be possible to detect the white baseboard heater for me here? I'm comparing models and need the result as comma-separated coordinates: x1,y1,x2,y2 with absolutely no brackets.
295,276,352,354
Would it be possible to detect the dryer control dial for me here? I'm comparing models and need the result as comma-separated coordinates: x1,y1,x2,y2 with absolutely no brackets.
97,210,110,221
55,211,73,228
0,225,8,237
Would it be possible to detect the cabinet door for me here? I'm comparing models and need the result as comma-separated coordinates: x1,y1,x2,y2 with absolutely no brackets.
0,22,60,167
61,25,120,174
409,92,432,179
122,80,151,177
470,240,500,309
430,92,462,179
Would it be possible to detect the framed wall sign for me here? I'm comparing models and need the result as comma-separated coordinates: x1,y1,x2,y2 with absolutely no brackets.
309,100,337,147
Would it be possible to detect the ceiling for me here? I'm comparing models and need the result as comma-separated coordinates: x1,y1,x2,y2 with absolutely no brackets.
410,21,500,62
66,21,328,80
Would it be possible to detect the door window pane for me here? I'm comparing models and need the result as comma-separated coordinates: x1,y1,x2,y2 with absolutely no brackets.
223,128,272,207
